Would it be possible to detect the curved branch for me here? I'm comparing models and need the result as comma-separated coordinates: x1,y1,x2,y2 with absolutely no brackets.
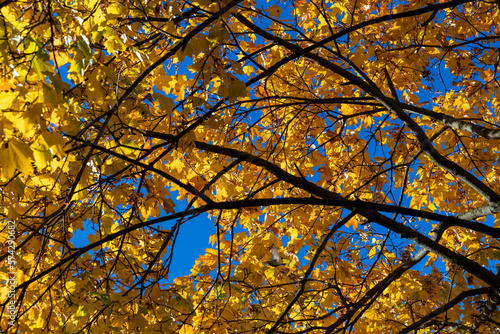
397,102,500,139
398,287,491,334
234,11,500,206
187,141,500,291
139,136,500,292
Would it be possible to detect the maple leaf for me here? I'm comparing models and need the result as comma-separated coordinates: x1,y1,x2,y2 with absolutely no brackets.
2,0,500,333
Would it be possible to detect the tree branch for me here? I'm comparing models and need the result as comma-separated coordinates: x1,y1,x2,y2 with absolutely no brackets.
234,11,500,206
397,287,491,334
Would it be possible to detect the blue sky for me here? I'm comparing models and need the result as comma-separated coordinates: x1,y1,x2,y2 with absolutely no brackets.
66,0,500,289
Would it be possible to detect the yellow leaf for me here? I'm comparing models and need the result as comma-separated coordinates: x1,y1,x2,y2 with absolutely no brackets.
481,68,494,82
161,198,176,214
0,91,18,109
31,142,51,169
86,0,99,10
0,144,16,179
207,25,229,43
9,139,34,175
192,0,211,7
107,3,125,18
268,4,282,18
75,305,89,318
104,35,125,54
243,65,254,76
74,182,87,201
368,246,378,259
227,75,248,103
88,233,101,244
155,93,174,113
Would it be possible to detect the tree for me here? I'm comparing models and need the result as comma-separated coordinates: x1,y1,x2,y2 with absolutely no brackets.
0,0,500,332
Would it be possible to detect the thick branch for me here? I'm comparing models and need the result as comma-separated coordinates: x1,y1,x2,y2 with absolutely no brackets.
15,195,500,302
397,102,500,139
147,132,500,238
326,235,444,333
187,141,500,291
234,11,500,206
397,287,491,334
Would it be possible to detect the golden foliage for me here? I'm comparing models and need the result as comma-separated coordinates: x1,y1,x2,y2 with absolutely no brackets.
1,0,500,333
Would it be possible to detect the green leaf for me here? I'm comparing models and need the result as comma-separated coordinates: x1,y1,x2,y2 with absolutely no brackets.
76,37,92,59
